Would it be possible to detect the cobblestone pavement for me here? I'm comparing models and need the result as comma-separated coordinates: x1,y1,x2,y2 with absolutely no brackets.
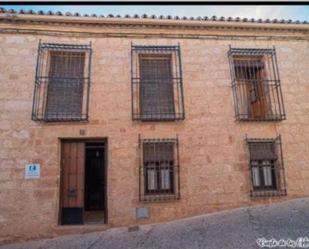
1,198,309,249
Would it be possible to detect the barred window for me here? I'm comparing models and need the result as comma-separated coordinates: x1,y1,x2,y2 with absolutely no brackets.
131,45,185,121
247,136,287,197
139,137,180,202
32,42,92,122
228,47,286,121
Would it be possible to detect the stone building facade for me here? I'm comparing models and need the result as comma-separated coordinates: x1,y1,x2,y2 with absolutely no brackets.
1,9,309,243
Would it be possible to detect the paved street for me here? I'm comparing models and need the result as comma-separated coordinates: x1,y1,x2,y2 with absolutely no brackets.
1,198,309,249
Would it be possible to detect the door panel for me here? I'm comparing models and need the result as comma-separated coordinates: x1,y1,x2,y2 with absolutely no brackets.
60,142,85,225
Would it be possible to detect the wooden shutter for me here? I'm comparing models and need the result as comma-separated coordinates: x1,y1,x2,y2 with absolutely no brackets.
45,52,85,119
249,141,277,161
250,60,267,118
139,55,175,119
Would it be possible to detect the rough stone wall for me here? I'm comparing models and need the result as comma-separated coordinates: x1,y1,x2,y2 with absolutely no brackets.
0,24,309,243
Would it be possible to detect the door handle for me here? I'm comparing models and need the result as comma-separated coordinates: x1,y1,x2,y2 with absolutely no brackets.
67,188,78,197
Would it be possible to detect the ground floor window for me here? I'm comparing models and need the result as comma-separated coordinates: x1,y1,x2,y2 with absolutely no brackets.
246,135,287,197
139,136,180,202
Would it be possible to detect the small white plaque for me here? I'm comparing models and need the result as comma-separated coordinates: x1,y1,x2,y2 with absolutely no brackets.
25,164,40,180
136,207,150,219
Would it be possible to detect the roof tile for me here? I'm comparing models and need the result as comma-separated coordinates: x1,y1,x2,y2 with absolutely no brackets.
0,8,307,25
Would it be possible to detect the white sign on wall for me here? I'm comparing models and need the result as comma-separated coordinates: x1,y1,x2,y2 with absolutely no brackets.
25,164,40,180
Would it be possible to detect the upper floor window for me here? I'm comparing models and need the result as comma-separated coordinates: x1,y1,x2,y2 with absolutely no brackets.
228,47,286,121
247,135,287,197
32,42,92,122
139,136,180,202
131,45,185,121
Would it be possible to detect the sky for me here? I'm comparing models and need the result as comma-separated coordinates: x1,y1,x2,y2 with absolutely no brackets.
1,5,309,22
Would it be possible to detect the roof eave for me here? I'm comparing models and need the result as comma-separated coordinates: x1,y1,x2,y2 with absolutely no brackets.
1,13,309,31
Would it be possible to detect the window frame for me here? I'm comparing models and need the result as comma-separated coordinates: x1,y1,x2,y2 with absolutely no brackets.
31,41,92,122
251,159,278,192
228,46,286,122
246,135,287,197
139,136,181,202
131,44,185,122
138,54,176,121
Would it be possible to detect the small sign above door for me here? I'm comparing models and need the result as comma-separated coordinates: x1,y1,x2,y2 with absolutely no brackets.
25,164,41,180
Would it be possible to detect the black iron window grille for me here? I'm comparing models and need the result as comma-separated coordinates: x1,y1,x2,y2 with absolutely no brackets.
139,136,180,202
32,41,92,122
246,135,287,197
131,44,185,121
228,46,286,121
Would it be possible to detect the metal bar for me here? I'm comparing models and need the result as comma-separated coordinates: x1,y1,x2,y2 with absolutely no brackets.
40,43,91,50
85,41,92,121
228,46,285,121
172,49,180,119
273,46,286,119
229,48,274,55
131,42,134,120
138,134,142,201
247,135,287,197
246,137,276,143
31,39,42,120
132,44,184,121
266,54,274,117
227,48,239,120
176,134,180,199
277,135,287,194
132,45,179,50
139,136,180,202
32,42,91,122
177,43,185,120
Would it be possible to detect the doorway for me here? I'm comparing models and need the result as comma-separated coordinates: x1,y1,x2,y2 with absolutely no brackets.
84,142,105,224
59,139,107,225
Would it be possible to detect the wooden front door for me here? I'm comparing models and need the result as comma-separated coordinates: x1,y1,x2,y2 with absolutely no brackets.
60,141,85,225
